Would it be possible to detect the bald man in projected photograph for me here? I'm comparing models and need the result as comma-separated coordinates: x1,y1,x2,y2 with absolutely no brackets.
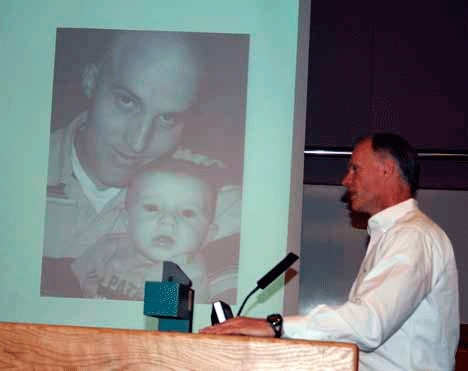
41,28,249,304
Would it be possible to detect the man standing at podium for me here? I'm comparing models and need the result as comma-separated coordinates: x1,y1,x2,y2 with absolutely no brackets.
201,133,460,370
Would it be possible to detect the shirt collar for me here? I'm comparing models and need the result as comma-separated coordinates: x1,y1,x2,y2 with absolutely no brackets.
367,198,417,235
72,140,120,213
58,111,89,182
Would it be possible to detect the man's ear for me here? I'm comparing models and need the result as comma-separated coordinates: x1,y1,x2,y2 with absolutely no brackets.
82,64,99,98
382,157,398,180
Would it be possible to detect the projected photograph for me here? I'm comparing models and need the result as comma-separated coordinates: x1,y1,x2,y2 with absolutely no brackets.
40,28,249,304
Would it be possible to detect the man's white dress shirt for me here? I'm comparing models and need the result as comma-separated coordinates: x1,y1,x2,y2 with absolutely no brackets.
284,199,459,370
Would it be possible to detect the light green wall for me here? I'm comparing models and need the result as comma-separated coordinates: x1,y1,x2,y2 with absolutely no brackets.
0,0,304,331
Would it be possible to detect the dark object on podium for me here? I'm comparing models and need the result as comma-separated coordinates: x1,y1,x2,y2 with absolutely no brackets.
210,252,300,324
211,300,234,325
144,261,194,333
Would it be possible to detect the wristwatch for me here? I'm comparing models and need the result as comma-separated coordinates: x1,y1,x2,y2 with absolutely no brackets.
266,313,283,338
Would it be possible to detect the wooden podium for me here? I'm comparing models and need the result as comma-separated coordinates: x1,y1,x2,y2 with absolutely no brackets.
0,321,358,370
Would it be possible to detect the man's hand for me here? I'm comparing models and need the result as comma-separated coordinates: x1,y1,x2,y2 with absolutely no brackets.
199,316,275,337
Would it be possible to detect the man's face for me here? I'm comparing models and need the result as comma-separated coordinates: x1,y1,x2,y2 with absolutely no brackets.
127,171,216,263
78,35,200,188
341,139,386,215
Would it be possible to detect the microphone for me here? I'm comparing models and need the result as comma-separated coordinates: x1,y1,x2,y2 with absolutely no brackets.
256,252,300,290
210,252,299,324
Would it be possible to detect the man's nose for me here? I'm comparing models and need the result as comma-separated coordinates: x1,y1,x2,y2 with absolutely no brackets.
341,172,351,187
127,114,156,153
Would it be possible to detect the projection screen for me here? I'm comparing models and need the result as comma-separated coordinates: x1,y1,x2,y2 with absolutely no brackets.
0,0,310,330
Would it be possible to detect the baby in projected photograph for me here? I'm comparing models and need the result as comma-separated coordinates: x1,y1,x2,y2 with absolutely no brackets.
71,159,219,303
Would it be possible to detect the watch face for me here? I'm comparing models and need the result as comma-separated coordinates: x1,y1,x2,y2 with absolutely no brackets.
267,314,282,325
267,313,283,338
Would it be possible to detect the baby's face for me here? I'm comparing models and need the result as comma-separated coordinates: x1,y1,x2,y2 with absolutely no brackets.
127,171,215,263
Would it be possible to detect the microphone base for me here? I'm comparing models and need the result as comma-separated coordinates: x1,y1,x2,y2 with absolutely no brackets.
211,300,233,325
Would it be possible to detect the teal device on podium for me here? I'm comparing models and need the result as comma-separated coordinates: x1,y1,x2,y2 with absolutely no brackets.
143,261,194,333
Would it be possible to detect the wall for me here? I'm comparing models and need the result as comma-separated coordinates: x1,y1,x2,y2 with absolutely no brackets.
0,0,309,331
